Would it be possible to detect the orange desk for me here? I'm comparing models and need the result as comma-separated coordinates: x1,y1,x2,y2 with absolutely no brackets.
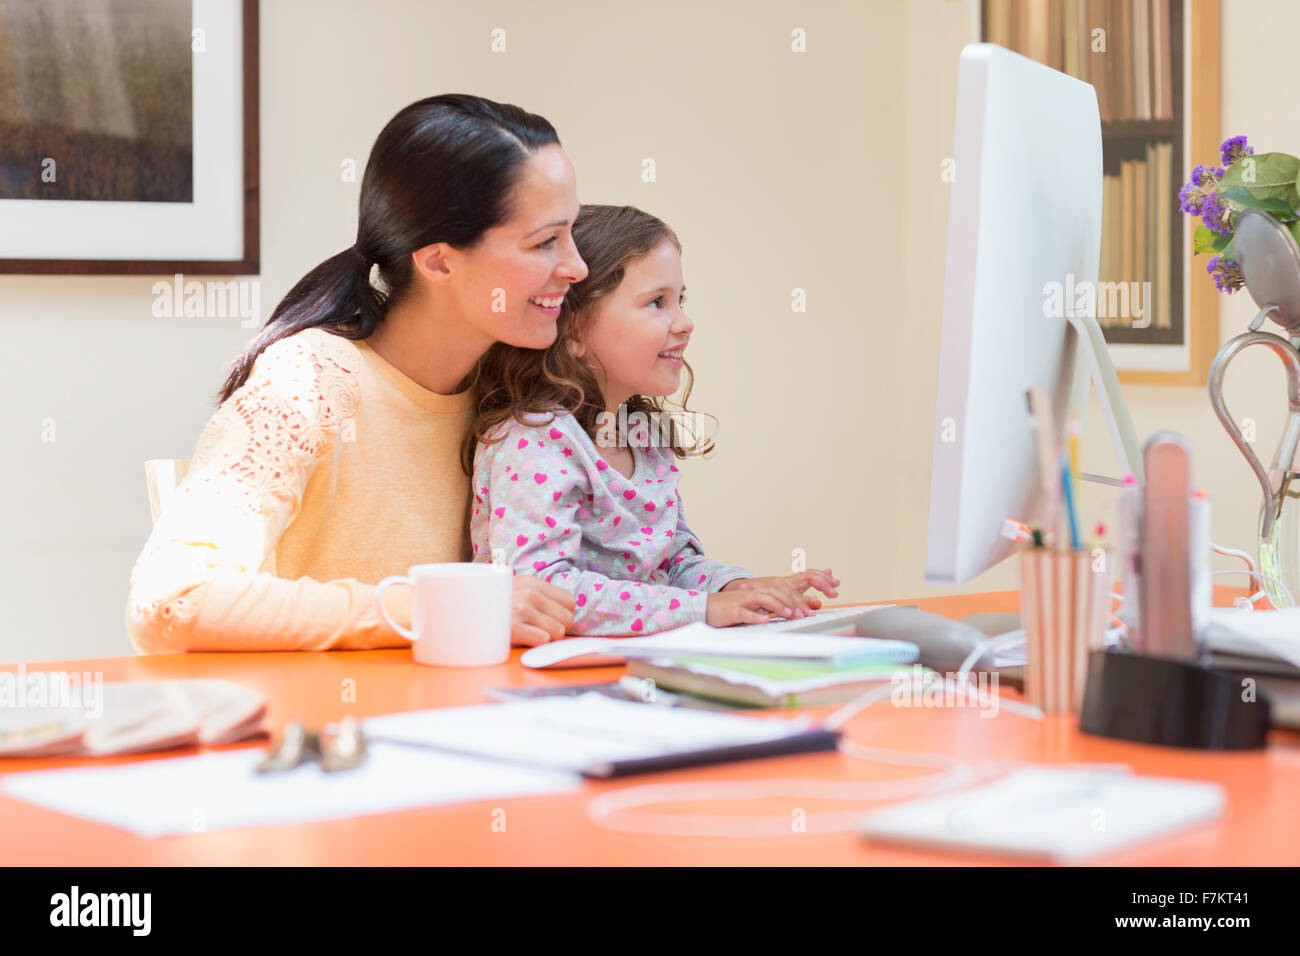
2,589,1297,865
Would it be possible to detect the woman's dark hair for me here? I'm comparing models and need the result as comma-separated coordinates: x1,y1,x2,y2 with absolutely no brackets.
461,204,715,476
216,94,561,405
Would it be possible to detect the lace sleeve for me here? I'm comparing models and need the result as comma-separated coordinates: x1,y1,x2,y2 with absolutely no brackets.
125,330,409,652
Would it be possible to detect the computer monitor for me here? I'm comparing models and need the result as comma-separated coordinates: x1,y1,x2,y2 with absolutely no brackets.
925,43,1143,587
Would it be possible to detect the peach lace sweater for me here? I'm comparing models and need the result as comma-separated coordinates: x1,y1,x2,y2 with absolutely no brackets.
126,327,475,652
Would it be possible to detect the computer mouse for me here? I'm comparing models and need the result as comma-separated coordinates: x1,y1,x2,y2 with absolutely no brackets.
847,605,997,673
960,613,1023,638
520,638,626,669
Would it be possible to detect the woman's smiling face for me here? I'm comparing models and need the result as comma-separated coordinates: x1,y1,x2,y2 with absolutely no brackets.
444,144,589,350
576,240,694,410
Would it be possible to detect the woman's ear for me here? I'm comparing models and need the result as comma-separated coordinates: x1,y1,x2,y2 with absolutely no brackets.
410,243,452,284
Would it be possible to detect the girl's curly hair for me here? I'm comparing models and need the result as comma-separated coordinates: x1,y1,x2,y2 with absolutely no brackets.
460,204,715,475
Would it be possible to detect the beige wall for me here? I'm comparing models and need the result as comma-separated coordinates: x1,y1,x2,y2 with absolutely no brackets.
2,0,1293,662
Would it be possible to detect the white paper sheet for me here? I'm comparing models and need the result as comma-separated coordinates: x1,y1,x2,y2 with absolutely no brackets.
522,621,918,669
1,742,579,838
620,623,917,661
1205,608,1300,669
361,693,813,772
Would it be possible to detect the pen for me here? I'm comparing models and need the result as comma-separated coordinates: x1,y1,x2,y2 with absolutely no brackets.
1061,458,1082,550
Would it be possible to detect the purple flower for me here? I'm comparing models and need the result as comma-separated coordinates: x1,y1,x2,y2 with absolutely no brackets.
1180,165,1225,216
1220,135,1254,167
1200,193,1232,236
1207,255,1244,294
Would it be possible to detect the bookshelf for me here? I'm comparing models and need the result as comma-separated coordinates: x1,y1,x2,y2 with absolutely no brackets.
980,0,1221,385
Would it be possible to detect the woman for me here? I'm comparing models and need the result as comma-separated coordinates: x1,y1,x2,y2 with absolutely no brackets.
126,94,585,652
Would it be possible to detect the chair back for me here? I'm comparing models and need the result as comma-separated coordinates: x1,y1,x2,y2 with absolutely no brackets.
144,459,191,525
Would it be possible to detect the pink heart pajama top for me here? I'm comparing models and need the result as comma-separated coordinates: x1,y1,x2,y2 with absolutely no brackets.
469,409,753,635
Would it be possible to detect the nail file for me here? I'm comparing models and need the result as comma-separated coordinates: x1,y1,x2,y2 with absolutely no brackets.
1140,433,1193,658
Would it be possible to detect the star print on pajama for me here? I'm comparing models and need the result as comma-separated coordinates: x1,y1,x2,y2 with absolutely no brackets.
469,410,753,635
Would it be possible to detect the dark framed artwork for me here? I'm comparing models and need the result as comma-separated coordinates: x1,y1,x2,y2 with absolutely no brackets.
0,0,259,274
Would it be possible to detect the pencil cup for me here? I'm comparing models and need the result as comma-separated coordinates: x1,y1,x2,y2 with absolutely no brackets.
1018,548,1112,715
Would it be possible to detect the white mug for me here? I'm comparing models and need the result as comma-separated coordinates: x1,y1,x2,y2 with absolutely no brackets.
375,563,512,667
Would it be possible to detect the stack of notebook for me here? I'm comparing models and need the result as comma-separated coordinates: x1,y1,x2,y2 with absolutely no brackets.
626,643,921,709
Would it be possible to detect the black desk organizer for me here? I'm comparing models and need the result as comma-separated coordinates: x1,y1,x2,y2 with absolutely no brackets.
1079,649,1272,750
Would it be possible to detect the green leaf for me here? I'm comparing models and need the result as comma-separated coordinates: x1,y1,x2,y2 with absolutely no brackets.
1210,232,1233,252
1290,222,1300,249
1221,237,1237,262
1193,223,1218,253
1220,185,1298,218
1219,152,1300,209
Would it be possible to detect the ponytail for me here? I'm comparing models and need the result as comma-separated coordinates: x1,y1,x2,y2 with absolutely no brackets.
216,246,379,404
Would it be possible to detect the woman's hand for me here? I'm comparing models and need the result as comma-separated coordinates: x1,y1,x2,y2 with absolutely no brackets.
511,575,576,646
718,569,840,620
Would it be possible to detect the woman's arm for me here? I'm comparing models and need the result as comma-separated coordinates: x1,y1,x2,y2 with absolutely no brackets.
126,333,413,652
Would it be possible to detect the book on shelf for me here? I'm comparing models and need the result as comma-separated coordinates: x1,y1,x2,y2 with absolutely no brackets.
1145,142,1157,325
984,0,1177,122
1098,143,1173,331
1134,149,1147,315
1118,0,1134,122
1155,141,1172,329
1121,159,1135,290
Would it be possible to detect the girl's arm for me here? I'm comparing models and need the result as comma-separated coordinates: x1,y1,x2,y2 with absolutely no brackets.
659,490,755,593
126,333,413,652
476,423,708,635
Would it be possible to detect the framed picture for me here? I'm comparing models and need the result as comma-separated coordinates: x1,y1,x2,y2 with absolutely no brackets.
978,0,1221,385
0,0,259,275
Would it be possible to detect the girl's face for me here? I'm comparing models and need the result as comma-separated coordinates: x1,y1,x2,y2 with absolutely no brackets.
576,241,694,409
441,144,588,349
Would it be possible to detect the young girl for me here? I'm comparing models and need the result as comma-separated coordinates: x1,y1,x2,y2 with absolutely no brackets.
466,204,838,640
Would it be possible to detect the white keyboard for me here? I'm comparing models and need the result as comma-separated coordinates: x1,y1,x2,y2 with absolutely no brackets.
742,604,895,634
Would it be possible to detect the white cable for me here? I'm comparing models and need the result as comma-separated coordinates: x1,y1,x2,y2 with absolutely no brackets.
585,764,974,837
1209,541,1284,607
1212,542,1258,575
1208,568,1295,609
953,630,1045,721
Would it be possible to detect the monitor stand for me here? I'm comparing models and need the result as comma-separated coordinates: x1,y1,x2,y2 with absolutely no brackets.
990,308,1144,648
1065,309,1144,487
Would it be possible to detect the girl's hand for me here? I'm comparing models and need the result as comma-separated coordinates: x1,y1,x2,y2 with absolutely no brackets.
511,575,576,646
719,569,840,620
707,582,820,627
